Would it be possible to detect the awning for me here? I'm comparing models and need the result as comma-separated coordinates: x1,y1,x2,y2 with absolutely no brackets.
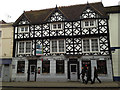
0,58,12,64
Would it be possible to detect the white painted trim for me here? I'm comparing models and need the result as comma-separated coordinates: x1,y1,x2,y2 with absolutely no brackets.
50,22,64,30
18,41,32,55
82,38,100,53
82,20,97,28
50,39,66,54
18,26,29,33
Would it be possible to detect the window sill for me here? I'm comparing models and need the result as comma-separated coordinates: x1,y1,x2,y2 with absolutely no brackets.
82,26,96,29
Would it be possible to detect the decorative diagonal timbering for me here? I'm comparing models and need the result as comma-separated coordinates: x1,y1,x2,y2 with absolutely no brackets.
47,11,66,22
18,17,30,25
43,23,50,37
43,39,50,56
98,19,107,33
74,38,82,54
90,27,98,34
30,25,34,38
66,38,73,54
80,8,100,19
34,25,42,37
99,36,109,55
73,21,81,36
81,28,89,35
64,22,72,36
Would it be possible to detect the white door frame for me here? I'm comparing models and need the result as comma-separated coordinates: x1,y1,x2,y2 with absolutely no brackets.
70,64,78,81
29,65,36,81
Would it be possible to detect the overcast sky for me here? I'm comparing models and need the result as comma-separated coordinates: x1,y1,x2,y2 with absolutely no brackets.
0,0,120,22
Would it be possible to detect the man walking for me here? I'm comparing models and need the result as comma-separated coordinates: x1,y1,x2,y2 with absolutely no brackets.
85,66,93,84
93,66,101,83
81,67,86,83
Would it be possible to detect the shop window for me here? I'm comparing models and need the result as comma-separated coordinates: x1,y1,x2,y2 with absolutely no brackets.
0,66,2,78
56,60,64,74
42,61,50,73
97,60,107,74
17,61,25,73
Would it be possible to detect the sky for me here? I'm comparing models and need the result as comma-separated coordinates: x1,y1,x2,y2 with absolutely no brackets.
0,0,120,23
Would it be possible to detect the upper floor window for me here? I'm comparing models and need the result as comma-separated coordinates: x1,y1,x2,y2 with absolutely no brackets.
0,31,2,38
82,20,96,28
51,23,63,30
18,41,32,54
18,26,29,33
50,39,65,53
82,38,99,53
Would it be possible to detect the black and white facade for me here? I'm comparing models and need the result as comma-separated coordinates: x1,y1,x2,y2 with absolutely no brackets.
12,2,113,82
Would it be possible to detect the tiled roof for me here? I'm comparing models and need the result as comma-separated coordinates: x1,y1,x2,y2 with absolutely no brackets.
14,2,108,25
105,5,120,13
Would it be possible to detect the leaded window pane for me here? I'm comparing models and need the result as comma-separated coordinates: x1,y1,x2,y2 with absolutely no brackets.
52,40,57,52
19,42,24,53
91,39,98,51
83,39,90,51
26,42,31,53
59,40,64,52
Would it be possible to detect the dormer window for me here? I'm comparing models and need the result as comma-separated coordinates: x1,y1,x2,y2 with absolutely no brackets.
18,26,29,33
82,20,97,28
51,23,63,30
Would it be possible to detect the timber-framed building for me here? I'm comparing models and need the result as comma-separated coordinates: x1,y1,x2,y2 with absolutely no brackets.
12,2,113,82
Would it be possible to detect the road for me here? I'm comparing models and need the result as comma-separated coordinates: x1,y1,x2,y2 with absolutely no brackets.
2,87,120,90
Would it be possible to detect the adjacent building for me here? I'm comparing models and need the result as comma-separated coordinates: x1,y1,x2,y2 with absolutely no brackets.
0,20,13,81
105,5,120,81
11,2,113,82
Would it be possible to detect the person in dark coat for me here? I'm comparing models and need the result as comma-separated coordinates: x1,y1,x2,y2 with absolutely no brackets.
93,66,101,83
85,66,93,84
81,67,86,83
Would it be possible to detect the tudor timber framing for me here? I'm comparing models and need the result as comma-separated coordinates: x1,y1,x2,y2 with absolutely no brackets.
13,2,111,57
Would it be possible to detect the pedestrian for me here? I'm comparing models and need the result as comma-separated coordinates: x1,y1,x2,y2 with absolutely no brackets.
85,66,93,84
92,66,101,83
80,67,86,83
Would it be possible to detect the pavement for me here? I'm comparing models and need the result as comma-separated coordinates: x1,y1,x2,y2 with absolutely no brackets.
1,81,120,88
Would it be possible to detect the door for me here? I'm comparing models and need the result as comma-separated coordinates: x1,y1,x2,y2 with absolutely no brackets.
3,64,10,82
29,65,36,81
70,64,78,81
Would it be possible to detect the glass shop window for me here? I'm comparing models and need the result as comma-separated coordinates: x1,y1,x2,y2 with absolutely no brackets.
56,60,64,74
97,60,107,74
17,61,25,73
42,61,50,73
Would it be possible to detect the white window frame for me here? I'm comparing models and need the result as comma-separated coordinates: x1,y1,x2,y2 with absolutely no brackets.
18,41,32,54
18,26,29,33
82,20,97,28
50,39,66,53
82,38,100,53
50,22,63,30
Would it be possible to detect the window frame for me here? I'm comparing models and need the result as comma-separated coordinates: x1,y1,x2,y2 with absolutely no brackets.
18,41,32,54
51,22,63,30
82,38,100,53
18,26,29,33
56,60,64,74
17,61,25,74
82,20,97,28
97,60,107,74
50,39,66,53
42,60,50,74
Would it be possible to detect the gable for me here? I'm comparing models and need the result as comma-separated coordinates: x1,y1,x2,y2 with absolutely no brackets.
13,13,30,26
45,8,67,22
80,6,102,19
